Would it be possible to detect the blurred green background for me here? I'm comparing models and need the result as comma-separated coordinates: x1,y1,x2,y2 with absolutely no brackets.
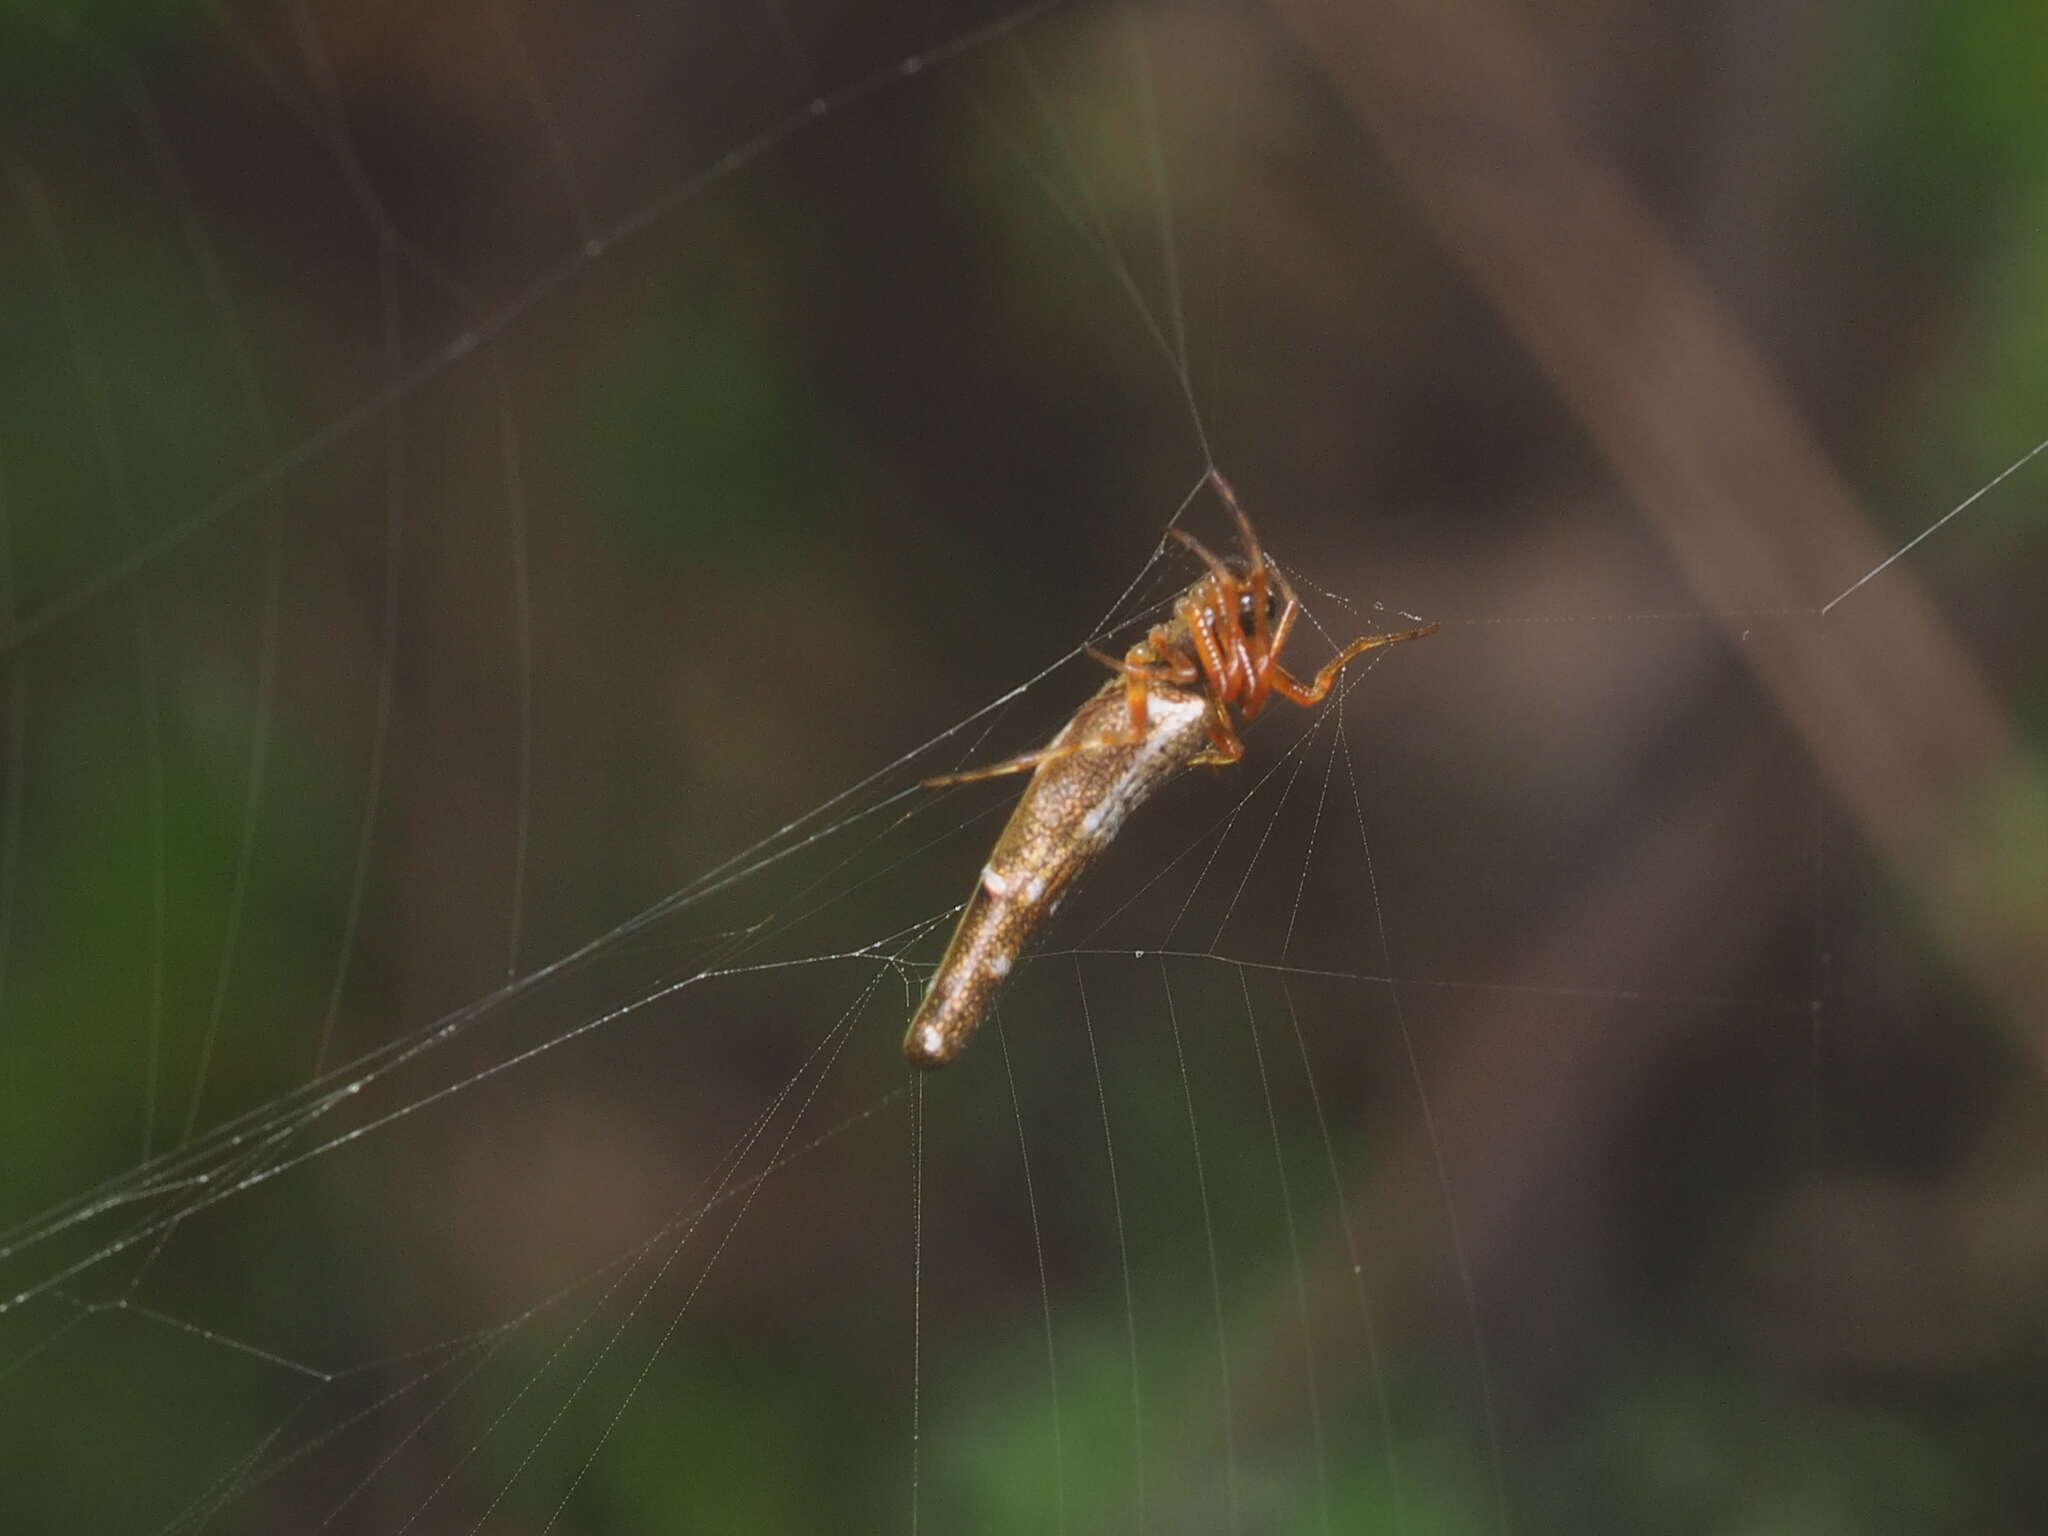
2,1,2046,1531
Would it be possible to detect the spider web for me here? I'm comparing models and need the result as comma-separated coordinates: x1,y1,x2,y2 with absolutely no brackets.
3,1,2046,1531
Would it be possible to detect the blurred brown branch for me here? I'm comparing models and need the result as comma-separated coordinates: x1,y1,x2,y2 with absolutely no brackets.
1271,0,2048,1064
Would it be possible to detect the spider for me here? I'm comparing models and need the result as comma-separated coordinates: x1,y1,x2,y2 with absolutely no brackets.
935,470,1435,782
904,471,1436,1067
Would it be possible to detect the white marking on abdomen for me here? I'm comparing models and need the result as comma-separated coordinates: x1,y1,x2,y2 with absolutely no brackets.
1081,691,1208,843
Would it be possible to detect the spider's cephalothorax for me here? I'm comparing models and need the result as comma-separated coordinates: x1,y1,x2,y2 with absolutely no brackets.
904,471,1436,1068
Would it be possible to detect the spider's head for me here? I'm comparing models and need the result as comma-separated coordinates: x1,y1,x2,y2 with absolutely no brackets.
1235,579,1282,637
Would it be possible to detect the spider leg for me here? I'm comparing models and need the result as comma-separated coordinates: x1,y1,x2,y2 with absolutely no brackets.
1180,598,1240,704
924,745,1086,786
1086,641,1200,687
1196,599,1254,699
1171,536,1255,691
1168,525,1236,587
1266,621,1439,707
1206,469,1263,567
1266,569,1302,656
1190,703,1246,767
1207,469,1273,660
1241,567,1300,718
924,724,1152,786
1206,468,1271,606
927,640,1206,787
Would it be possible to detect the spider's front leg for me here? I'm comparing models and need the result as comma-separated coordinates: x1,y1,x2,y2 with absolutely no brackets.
1266,621,1440,707
1204,469,1274,659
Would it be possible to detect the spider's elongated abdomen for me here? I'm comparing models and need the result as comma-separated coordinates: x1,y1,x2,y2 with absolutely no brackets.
904,680,1212,1067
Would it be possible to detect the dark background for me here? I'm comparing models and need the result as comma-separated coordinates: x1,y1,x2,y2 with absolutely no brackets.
2,1,2045,1531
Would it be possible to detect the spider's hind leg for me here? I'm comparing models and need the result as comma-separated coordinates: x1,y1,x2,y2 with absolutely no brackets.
923,743,1084,787
926,644,1192,787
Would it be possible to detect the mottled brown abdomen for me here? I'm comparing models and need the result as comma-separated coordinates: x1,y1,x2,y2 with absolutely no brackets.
905,679,1213,1067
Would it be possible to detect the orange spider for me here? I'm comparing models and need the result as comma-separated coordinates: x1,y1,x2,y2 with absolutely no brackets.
904,471,1436,1067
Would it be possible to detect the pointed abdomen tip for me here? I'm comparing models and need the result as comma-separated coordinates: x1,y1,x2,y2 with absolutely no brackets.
902,1018,957,1070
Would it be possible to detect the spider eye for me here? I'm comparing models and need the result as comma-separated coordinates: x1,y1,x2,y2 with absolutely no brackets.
1237,587,1282,631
